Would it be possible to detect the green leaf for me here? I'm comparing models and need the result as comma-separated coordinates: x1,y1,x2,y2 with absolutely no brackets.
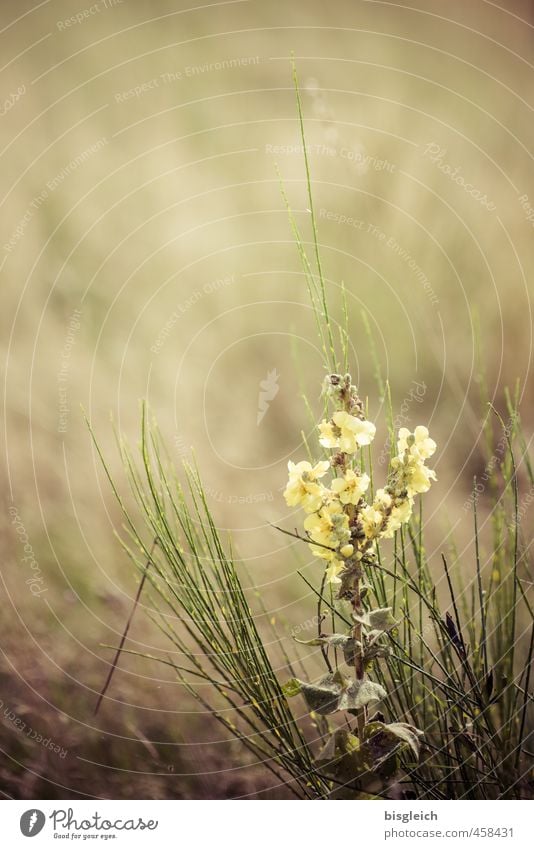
384,723,424,759
363,642,391,664
299,633,388,668
363,721,423,761
355,607,397,634
326,634,352,648
337,562,360,598
294,633,353,655
297,632,350,647
323,634,358,667
282,673,386,715
316,729,360,765
316,730,374,784
361,722,402,775
299,673,346,715
342,637,357,666
281,678,302,698
343,679,387,709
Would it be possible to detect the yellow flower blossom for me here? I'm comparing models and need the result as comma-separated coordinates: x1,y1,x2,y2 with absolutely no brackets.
331,469,370,505
382,496,414,538
397,426,436,460
318,420,338,448
319,411,376,454
361,488,414,539
284,460,330,512
304,500,350,553
325,559,345,584
360,504,386,541
400,456,437,497
373,488,393,511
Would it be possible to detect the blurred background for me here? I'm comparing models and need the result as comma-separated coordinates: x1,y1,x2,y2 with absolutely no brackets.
1,0,533,798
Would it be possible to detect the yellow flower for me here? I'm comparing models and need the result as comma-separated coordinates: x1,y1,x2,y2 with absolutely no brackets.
309,544,336,561
318,420,338,448
382,496,413,538
397,426,436,460
340,543,354,558
331,469,370,505
284,460,330,512
360,504,385,541
326,559,345,584
373,488,392,511
304,500,350,553
359,488,414,540
402,456,437,496
319,411,376,454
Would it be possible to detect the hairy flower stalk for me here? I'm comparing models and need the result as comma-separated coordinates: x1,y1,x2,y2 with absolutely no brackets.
282,372,437,790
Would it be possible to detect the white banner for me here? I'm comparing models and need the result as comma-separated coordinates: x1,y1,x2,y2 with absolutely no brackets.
1,799,532,848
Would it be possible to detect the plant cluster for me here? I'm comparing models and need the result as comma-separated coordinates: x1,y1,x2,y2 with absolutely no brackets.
281,371,437,793
92,63,533,800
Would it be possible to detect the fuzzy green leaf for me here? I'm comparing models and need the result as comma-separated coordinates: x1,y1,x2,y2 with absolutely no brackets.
287,672,386,715
298,673,346,715
342,679,387,709
316,729,360,765
355,607,397,634
321,634,356,667
301,633,388,669
294,633,350,649
316,730,374,784
342,637,357,666
384,723,424,759
363,721,423,761
364,642,392,664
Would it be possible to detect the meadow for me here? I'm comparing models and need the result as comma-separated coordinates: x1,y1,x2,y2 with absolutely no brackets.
1,0,533,798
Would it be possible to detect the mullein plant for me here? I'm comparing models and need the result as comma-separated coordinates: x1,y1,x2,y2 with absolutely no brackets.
281,373,436,790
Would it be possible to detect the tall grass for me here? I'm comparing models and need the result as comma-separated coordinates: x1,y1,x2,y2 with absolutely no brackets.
91,65,534,800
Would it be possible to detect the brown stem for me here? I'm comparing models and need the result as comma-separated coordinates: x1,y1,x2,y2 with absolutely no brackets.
335,382,368,736
94,538,157,715
351,565,367,738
